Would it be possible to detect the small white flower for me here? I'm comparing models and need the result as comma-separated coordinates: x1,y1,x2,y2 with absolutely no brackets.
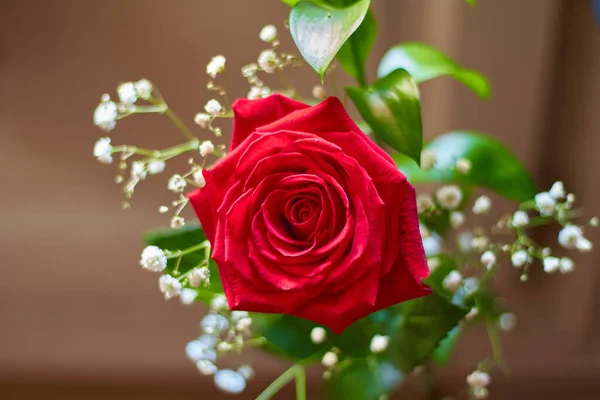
235,317,253,332
147,159,165,175
217,342,233,352
94,98,118,131
420,150,437,170
134,79,153,100
231,311,249,322
566,193,576,208
204,99,222,116
499,312,517,331
590,217,599,227
241,63,258,78
237,365,254,380
159,274,182,300
186,340,217,362
455,158,472,174
559,257,575,274
480,251,496,269
369,335,389,354
542,247,552,257
258,49,278,73
180,288,197,305
549,181,566,200
93,137,113,164
450,211,465,228
473,387,489,399
511,250,529,267
140,245,167,272
417,194,435,214
189,267,210,287
214,369,246,394
443,270,463,292
427,257,440,272
466,370,491,388
576,236,593,252
199,140,215,157
117,82,137,104
458,232,474,252
247,86,271,100
259,24,278,42
436,185,463,210
206,55,226,78
312,85,327,100
131,161,147,180
423,233,442,257
321,351,338,368
471,235,489,252
535,192,556,216
210,294,229,312
511,210,529,228
196,360,218,376
310,327,327,344
198,334,218,348
194,112,212,129
543,256,560,273
193,169,207,188
170,215,185,229
558,225,583,249
168,174,187,193
201,314,230,334
472,195,491,215
462,277,480,297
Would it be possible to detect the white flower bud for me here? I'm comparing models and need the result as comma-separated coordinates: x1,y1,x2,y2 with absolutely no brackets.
193,169,207,188
217,342,232,352
206,55,226,78
258,49,278,73
590,217,599,227
170,215,185,229
420,150,437,171
480,251,496,269
472,195,491,214
194,112,212,128
436,185,463,210
147,159,165,174
189,267,210,287
511,250,528,267
168,174,187,193
140,246,167,272
535,192,556,216
422,233,442,257
369,335,389,354
214,369,246,394
247,86,271,100
499,312,517,331
204,99,222,116
466,371,491,388
201,314,229,335
94,98,118,131
180,288,198,305
427,257,440,272
159,274,182,300
471,236,489,252
237,365,255,380
259,24,278,42
511,210,529,228
134,79,153,100
93,137,113,164
576,236,593,252
117,82,137,104
310,327,327,344
186,340,217,362
474,387,489,399
455,158,472,174
210,294,229,312
443,270,463,292
199,140,215,157
549,181,566,200
196,360,218,376
558,225,583,249
312,85,327,100
131,161,147,180
235,317,253,332
417,194,435,214
321,351,338,368
198,334,218,348
450,211,465,228
559,257,575,274
231,311,249,321
543,256,560,273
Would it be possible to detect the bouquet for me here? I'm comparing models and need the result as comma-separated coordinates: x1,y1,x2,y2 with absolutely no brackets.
91,0,596,398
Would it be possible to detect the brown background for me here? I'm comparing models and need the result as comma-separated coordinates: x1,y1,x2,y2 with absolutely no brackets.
1,0,600,399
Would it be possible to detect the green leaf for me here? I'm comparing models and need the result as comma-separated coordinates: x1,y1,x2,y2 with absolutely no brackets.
431,325,462,366
346,68,423,164
324,358,403,400
465,0,476,5
144,224,223,293
378,42,490,99
337,8,377,85
391,293,467,373
290,0,371,81
393,131,536,202
281,0,301,6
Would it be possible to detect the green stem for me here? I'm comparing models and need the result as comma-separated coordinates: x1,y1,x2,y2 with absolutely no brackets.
256,364,305,400
162,106,197,141
167,240,209,260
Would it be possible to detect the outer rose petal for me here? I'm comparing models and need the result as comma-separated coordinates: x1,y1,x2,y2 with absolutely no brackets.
231,94,309,150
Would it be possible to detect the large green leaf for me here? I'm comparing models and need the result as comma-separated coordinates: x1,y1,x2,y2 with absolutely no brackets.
346,68,423,164
378,42,490,99
391,293,467,373
324,358,403,400
281,0,301,5
290,0,371,81
144,224,223,293
393,131,536,202
337,8,377,85
431,325,462,366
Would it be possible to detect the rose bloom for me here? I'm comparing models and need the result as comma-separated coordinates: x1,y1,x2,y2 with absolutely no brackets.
189,94,431,333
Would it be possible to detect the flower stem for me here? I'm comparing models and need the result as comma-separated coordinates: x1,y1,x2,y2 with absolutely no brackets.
162,106,197,141
256,364,306,400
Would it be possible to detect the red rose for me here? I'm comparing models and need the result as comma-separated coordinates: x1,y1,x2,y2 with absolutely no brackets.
189,94,431,333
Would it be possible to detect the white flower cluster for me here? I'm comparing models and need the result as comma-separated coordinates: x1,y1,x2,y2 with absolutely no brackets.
93,79,153,132
466,370,491,399
185,294,255,394
206,55,226,78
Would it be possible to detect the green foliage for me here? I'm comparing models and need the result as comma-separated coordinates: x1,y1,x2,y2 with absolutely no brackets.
144,224,223,293
337,8,377,85
393,131,536,202
324,358,403,400
346,69,423,164
378,42,490,99
289,0,371,81
281,0,301,6
465,0,476,5
432,325,462,366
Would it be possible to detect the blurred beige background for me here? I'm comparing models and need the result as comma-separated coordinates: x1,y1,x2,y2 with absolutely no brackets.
1,0,599,399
